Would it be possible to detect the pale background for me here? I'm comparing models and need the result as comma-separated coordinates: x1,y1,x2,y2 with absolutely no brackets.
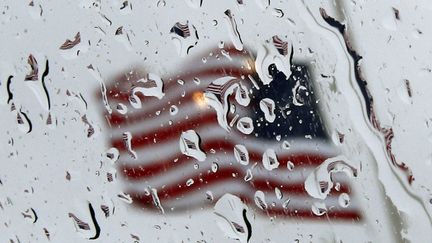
1,0,432,242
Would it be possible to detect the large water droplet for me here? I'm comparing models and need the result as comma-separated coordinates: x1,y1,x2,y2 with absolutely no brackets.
214,194,252,243
305,156,358,200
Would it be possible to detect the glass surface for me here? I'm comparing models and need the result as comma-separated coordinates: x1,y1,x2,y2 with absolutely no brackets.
1,0,432,242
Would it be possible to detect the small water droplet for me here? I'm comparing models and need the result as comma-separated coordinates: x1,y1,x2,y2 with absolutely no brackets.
206,191,214,201
311,201,327,216
254,190,267,210
282,140,290,149
262,149,279,171
116,103,128,114
244,169,253,181
211,162,219,173
275,187,283,200
186,178,194,186
287,161,294,171
170,105,178,115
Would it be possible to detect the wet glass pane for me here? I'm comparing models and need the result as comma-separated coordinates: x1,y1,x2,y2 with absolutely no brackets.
1,0,432,242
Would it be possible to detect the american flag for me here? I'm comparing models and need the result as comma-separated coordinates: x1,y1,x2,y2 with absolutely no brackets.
99,44,362,221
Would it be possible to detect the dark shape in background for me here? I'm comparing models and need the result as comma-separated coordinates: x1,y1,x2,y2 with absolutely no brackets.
251,64,328,141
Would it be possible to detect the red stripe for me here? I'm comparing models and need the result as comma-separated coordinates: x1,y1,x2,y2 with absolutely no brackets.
265,208,361,221
124,167,351,201
129,189,361,221
111,113,218,149
108,86,242,126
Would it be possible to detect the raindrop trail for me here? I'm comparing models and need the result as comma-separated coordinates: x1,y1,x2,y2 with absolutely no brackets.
31,208,38,223
88,203,100,240
41,59,51,110
79,93,88,109
242,209,252,242
20,109,33,134
6,75,13,104
319,7,414,184
319,8,373,118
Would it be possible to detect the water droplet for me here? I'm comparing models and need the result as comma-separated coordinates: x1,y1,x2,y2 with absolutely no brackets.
311,201,327,216
234,144,249,165
262,149,279,171
184,0,203,9
193,77,201,85
237,117,254,134
117,192,133,204
255,36,293,85
186,178,194,186
259,98,276,123
106,147,119,163
170,21,198,56
272,8,284,18
206,191,214,201
116,103,128,114
287,161,294,171
179,130,206,161
305,156,357,200
150,188,165,214
338,193,350,208
292,80,307,106
130,73,165,109
282,140,290,149
122,132,137,159
244,169,253,181
223,9,243,51
214,194,251,242
211,162,219,173
170,105,178,115
254,190,267,210
282,198,291,209
157,0,166,7
235,83,250,107
275,187,283,200
334,182,341,191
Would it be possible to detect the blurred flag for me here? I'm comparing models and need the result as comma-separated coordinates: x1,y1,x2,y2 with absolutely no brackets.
99,45,362,221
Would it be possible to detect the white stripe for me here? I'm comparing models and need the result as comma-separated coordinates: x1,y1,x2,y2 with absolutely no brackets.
110,102,215,136
122,157,313,187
